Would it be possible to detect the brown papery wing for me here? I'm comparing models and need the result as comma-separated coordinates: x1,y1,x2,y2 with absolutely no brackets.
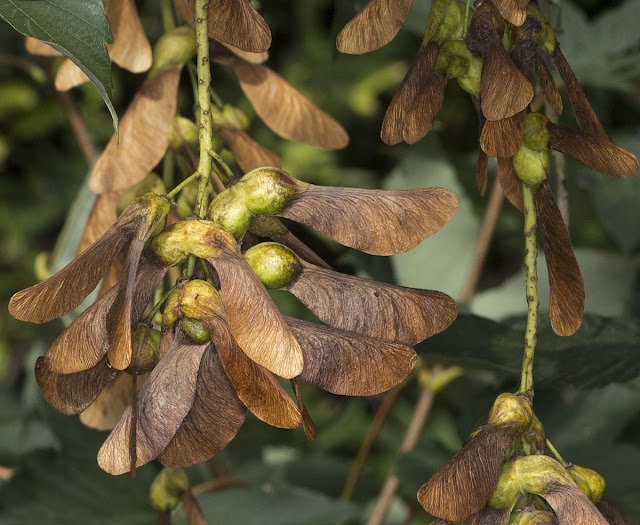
536,53,563,116
497,157,523,211
535,180,584,336
336,0,414,54
208,321,301,429
9,225,128,324
287,317,416,396
106,0,152,73
480,41,533,121
25,37,60,56
417,425,514,521
286,262,457,346
476,149,489,196
551,46,608,141
381,43,439,145
480,111,525,158
224,57,349,149
281,185,457,255
208,250,304,379
491,0,529,26
54,59,90,91
97,340,207,475
175,0,270,52
402,69,448,145
80,373,143,430
221,126,281,173
291,379,315,441
89,69,180,194
159,347,246,467
544,485,609,525
547,122,638,178
35,356,117,415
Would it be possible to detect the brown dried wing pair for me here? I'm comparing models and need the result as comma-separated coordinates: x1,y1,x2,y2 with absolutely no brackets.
403,69,448,145
480,111,526,158
280,185,458,256
336,0,414,55
285,260,457,346
90,69,181,194
491,0,529,26
418,424,516,521
543,485,609,525
220,126,281,173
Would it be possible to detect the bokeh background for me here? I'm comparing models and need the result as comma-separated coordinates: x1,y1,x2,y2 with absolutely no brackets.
1,0,640,523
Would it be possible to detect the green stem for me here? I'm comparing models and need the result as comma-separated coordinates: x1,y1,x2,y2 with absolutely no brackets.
144,285,177,323
166,171,198,200
208,149,233,184
462,0,472,38
518,185,539,395
194,0,213,218
160,0,176,32
546,439,567,466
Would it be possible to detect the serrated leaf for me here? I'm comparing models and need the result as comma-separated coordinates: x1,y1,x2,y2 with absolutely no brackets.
172,484,360,525
0,0,117,131
421,313,640,389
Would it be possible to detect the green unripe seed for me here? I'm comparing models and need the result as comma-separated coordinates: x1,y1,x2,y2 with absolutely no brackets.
488,393,533,435
522,113,550,152
180,317,211,344
249,215,289,237
435,40,481,97
124,193,171,241
522,412,546,454
513,145,550,188
208,187,253,239
509,510,556,525
567,464,606,504
162,288,183,329
149,468,189,512
244,242,303,289
423,0,466,45
128,324,160,374
117,173,166,215
237,167,307,216
222,104,250,131
179,279,224,321
168,116,199,150
488,460,522,510
525,6,556,53
149,27,196,79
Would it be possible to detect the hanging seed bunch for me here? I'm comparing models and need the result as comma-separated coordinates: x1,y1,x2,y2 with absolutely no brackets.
337,0,637,336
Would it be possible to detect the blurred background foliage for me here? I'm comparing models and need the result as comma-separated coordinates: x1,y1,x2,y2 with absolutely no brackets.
1,0,640,523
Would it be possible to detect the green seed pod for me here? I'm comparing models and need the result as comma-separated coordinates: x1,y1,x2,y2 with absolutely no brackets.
125,193,172,240
128,324,160,374
167,116,199,150
509,510,557,525
116,173,166,215
522,412,546,454
208,186,253,239
236,167,308,216
179,279,223,321
525,6,556,53
180,317,211,344
149,468,189,512
488,393,533,436
522,113,550,152
423,0,466,45
222,104,250,131
249,215,289,237
517,454,575,494
162,287,183,329
488,460,522,510
567,464,606,504
148,26,196,79
513,145,550,189
244,242,303,289
434,40,482,97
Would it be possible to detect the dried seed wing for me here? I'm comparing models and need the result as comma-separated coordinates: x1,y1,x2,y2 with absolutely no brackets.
9,225,129,324
80,372,144,430
224,57,349,149
208,320,301,429
480,111,525,158
25,36,60,56
207,244,304,379
90,69,181,194
381,43,439,145
536,53,562,116
280,185,458,255
491,0,528,26
35,356,117,415
476,507,511,525
551,46,608,141
221,41,268,64
417,425,514,521
477,149,488,196
547,122,638,178
159,347,246,467
497,156,523,211
180,492,207,525
55,58,90,91
402,69,448,145
544,485,609,525
336,0,414,54
535,180,584,336
77,193,119,256
97,340,207,475
106,0,152,73
288,317,416,396
291,379,315,441
221,126,281,172
286,262,457,345
480,42,533,121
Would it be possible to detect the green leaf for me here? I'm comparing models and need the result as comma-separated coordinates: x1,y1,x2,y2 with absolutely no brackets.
0,0,117,131
421,313,640,388
385,151,479,301
173,484,360,525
